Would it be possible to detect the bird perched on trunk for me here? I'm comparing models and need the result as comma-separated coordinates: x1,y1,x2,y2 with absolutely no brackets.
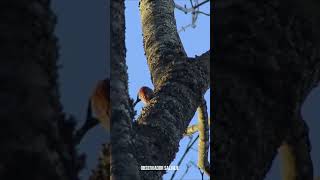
74,78,110,144
133,86,154,107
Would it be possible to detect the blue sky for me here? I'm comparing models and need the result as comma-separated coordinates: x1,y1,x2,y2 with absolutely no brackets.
125,1,210,179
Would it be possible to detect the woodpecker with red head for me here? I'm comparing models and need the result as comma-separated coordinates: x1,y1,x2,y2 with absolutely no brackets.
133,86,154,107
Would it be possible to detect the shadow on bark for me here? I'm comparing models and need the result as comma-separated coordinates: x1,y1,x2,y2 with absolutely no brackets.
213,0,319,179
0,1,83,179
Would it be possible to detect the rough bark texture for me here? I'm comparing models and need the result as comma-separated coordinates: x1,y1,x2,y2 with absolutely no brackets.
90,143,111,180
0,1,81,179
109,1,140,180
92,0,210,180
133,1,209,179
213,0,319,179
85,1,141,179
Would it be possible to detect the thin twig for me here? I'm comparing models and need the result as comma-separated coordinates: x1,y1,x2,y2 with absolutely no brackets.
179,162,192,180
169,135,199,180
174,0,210,32
195,11,210,16
193,0,210,9
198,167,204,180
189,0,194,7
184,118,210,136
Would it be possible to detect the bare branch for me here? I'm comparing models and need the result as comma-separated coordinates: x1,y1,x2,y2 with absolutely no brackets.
184,124,199,136
279,142,297,180
198,168,204,180
140,0,187,85
169,135,199,180
193,0,210,9
195,11,210,16
179,162,192,180
175,3,193,13
178,24,193,33
174,0,210,13
175,0,210,32
196,50,211,87
169,96,211,179
197,98,210,176
280,115,313,180
184,117,210,136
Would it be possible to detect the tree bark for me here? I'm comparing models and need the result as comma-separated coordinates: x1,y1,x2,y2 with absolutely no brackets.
92,0,210,179
91,1,139,179
0,1,81,179
110,1,140,180
213,0,318,179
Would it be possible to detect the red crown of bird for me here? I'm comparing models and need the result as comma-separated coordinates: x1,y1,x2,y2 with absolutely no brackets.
133,86,154,106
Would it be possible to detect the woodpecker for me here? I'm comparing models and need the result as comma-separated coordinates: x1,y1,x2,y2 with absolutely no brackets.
133,86,154,107
75,78,110,144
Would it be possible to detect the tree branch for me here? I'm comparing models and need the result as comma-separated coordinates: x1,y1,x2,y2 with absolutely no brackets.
193,0,210,10
175,0,210,32
197,98,210,176
109,1,139,179
133,48,209,179
280,114,313,180
140,0,188,86
196,50,211,85
169,135,199,180
91,1,139,180
184,124,199,136
184,117,210,136
130,2,210,179
178,162,192,180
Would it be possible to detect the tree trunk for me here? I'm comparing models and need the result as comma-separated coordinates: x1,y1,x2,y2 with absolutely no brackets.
213,0,318,179
92,0,210,180
0,1,80,179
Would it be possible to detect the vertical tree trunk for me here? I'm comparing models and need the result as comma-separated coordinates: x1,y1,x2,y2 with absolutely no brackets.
0,1,79,179
213,0,318,179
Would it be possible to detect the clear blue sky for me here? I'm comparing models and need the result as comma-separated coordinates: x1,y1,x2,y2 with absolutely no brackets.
125,1,210,179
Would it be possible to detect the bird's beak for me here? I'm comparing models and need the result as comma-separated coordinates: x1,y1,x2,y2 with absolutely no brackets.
133,96,141,107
